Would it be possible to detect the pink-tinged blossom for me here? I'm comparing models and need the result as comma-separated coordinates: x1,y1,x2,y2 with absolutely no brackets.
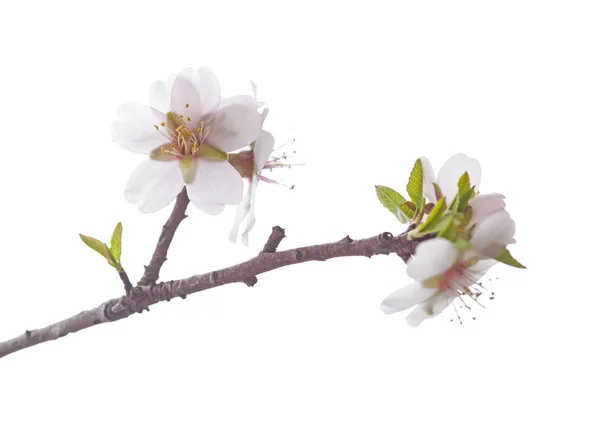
112,68,262,214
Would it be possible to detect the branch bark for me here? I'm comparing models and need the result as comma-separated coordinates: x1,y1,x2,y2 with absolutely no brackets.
138,188,190,286
0,228,421,359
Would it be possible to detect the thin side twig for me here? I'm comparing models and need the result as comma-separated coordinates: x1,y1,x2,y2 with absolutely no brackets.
138,188,190,286
0,228,419,359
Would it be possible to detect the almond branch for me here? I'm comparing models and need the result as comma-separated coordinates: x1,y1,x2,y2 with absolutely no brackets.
0,227,422,359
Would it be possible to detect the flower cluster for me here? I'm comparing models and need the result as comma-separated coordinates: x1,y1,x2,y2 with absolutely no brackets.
377,154,523,326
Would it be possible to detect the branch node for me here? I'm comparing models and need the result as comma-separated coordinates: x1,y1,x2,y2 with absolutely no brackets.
261,225,286,254
25,330,31,338
294,250,305,261
243,276,258,287
209,271,218,285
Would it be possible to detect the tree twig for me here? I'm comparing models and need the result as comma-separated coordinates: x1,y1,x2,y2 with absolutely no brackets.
138,188,190,286
0,228,420,359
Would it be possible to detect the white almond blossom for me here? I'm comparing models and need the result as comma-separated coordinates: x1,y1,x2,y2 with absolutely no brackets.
421,154,482,203
381,200,516,326
112,68,262,214
380,238,498,326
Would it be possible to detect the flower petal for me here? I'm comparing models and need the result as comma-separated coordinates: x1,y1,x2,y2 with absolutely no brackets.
186,159,243,207
124,159,184,213
380,282,438,314
406,292,454,327
207,103,262,153
437,154,482,202
220,94,258,110
149,80,170,113
196,202,226,216
421,156,437,203
471,210,516,258
253,130,275,171
407,238,457,282
240,176,261,246
111,103,168,154
170,69,203,124
470,193,506,225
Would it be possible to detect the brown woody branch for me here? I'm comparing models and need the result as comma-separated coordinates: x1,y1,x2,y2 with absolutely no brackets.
138,188,190,287
0,227,420,359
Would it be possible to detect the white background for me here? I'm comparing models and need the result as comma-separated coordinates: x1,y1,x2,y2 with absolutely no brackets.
1,1,598,425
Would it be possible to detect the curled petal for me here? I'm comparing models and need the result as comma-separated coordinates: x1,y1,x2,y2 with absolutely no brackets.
253,130,275,171
420,156,437,203
112,103,167,154
437,154,482,202
407,238,457,282
125,159,184,213
471,210,516,258
470,193,506,225
380,282,438,314
207,104,262,153
186,159,243,208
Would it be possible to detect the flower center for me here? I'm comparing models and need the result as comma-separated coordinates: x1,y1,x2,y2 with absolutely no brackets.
152,112,227,161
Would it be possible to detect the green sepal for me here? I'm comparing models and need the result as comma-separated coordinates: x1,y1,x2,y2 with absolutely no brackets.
496,248,526,269
436,217,457,241
375,185,414,223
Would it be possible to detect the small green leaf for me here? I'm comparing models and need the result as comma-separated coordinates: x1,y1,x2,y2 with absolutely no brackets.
433,183,443,202
80,234,109,259
103,243,122,271
437,218,457,241
496,249,526,269
110,222,123,265
416,196,446,234
375,185,414,223
406,158,424,207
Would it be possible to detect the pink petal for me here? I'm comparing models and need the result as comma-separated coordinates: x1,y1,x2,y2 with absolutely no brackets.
470,193,506,225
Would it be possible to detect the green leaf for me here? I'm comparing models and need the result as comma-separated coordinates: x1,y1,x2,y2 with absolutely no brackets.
110,222,123,265
415,196,446,234
375,185,414,223
437,218,457,241
103,243,122,271
406,158,424,207
80,234,109,259
433,183,443,202
496,248,526,269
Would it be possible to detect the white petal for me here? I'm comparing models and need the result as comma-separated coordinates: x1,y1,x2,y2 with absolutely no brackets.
170,69,203,124
229,180,253,243
437,154,482,202
407,238,457,282
253,130,275,170
149,80,170,113
406,292,454,327
196,67,221,115
470,193,506,225
421,156,437,203
207,103,262,153
186,159,243,207
380,282,438,314
471,210,516,258
240,176,260,246
220,94,259,110
112,103,168,154
124,159,184,213
196,202,226,216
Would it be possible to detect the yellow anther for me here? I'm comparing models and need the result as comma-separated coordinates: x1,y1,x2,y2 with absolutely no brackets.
187,116,191,121
185,103,189,108
160,122,165,127
153,125,159,130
